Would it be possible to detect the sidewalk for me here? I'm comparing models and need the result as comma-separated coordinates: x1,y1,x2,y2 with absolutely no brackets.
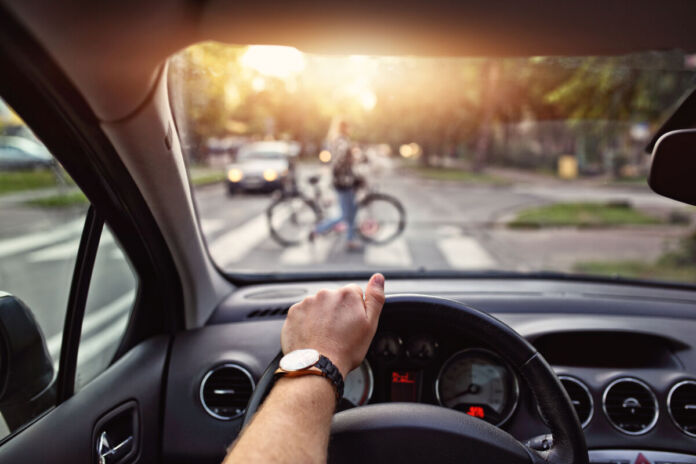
0,186,84,240
487,166,653,192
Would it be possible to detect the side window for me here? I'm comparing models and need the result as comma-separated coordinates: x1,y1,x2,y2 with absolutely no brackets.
75,226,137,391
0,99,86,438
0,98,137,438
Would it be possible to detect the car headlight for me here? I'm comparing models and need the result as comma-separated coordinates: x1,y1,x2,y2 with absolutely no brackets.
228,169,243,182
263,169,278,182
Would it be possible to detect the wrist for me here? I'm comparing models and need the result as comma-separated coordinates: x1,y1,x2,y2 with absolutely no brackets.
275,374,335,398
323,355,350,380
276,349,345,401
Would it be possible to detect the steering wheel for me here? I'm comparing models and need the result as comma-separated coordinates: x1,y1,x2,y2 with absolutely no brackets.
242,294,589,464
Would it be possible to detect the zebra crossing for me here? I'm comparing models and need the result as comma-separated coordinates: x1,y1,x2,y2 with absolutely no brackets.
0,201,498,381
206,211,497,271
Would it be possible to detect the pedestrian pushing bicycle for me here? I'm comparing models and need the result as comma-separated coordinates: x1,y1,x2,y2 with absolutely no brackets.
266,121,405,249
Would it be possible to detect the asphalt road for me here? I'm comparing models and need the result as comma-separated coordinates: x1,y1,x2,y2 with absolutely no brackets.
199,162,684,274
0,215,135,435
0,161,688,422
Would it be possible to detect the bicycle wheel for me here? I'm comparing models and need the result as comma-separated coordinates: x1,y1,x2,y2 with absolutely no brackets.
267,194,320,247
355,193,406,244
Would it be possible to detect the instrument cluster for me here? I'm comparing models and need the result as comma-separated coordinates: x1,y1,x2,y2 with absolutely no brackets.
340,330,520,427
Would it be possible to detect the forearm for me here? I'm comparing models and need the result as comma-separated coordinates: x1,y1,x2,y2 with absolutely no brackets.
224,376,335,463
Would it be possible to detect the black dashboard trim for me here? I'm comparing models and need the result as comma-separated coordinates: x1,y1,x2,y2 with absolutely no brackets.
170,280,696,461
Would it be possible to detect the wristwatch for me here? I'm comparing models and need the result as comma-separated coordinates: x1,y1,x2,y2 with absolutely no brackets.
274,349,344,401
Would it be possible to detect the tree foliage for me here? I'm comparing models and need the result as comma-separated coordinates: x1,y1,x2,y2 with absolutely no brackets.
169,43,694,168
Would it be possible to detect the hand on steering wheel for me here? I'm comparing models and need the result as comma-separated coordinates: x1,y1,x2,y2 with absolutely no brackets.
244,294,589,464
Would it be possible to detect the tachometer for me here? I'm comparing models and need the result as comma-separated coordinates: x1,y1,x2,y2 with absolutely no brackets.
371,332,402,360
342,360,374,407
436,348,519,426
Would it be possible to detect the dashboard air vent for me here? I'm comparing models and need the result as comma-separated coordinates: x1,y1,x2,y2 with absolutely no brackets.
603,378,658,435
200,364,255,420
246,306,290,319
668,380,696,437
559,376,593,428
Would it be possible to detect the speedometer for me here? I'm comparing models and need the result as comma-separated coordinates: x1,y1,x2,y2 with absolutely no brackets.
342,360,374,407
436,348,519,426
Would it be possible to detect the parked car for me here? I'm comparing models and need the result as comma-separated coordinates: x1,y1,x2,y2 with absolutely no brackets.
0,136,54,170
226,141,292,194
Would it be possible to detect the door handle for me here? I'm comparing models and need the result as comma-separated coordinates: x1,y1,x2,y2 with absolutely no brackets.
97,431,133,464
93,401,139,464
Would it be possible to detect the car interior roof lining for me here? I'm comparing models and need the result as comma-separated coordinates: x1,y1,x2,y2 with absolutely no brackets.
5,0,696,122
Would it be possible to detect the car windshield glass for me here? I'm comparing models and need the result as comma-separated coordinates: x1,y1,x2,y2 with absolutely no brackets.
169,43,696,284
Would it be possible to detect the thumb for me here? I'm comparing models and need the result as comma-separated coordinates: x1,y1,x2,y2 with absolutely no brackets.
364,273,385,323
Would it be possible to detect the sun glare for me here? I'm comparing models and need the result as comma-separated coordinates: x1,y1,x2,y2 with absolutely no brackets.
240,45,306,79
359,90,377,111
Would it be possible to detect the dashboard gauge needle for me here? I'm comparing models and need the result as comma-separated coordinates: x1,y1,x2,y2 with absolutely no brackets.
449,383,481,399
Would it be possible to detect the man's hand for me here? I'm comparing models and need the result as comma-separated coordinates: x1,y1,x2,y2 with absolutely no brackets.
225,274,386,464
281,273,385,378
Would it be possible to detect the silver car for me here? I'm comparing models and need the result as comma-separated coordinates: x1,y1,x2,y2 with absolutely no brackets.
225,141,294,194
0,136,54,170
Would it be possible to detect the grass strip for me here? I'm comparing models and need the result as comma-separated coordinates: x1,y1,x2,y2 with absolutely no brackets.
190,167,226,186
407,166,507,184
25,191,88,208
0,170,63,195
508,202,662,229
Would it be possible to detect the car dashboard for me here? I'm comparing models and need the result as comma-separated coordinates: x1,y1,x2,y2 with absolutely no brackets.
162,278,696,463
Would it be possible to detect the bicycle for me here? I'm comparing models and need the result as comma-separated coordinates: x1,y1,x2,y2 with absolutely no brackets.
266,174,406,247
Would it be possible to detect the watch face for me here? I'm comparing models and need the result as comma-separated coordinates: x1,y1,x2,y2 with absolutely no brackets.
280,349,320,371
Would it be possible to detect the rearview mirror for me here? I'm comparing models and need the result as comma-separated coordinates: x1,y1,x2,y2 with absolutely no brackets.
648,129,696,206
0,292,55,431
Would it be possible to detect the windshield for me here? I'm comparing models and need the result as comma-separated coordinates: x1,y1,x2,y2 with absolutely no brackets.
169,43,696,284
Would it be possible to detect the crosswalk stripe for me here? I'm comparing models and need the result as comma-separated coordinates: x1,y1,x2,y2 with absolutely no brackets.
0,218,83,259
81,290,135,337
208,213,271,266
280,237,335,265
27,229,117,263
437,235,496,269
365,237,412,267
201,218,227,235
76,313,129,367
46,290,135,361
27,238,80,263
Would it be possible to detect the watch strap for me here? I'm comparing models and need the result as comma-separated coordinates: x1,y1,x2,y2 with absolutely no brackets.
274,353,344,402
315,355,344,400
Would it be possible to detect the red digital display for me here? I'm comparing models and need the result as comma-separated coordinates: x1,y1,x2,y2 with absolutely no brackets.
391,372,416,384
467,406,485,419
390,371,421,402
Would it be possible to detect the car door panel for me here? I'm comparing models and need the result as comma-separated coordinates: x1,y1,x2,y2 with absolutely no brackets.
0,336,169,464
